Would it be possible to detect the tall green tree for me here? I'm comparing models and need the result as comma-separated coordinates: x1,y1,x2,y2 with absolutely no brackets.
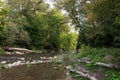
90,0,120,47
0,0,77,50
0,0,46,47
0,1,9,45
56,0,120,48
46,9,70,50
55,0,88,49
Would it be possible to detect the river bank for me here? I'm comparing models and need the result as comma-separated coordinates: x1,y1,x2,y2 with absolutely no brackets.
60,46,120,80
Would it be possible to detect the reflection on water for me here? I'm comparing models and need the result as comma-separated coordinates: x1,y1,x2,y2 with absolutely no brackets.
0,63,71,80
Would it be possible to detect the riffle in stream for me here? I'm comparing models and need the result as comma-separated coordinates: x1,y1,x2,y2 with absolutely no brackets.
0,53,72,80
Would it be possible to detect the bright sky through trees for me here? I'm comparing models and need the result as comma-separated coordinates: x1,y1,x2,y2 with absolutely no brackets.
45,0,54,8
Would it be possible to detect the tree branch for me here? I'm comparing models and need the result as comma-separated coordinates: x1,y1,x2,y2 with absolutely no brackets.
33,0,43,13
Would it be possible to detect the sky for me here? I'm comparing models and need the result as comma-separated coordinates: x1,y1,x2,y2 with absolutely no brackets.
45,0,54,8
45,0,67,14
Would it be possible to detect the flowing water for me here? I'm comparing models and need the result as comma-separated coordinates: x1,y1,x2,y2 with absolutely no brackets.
0,63,71,80
0,53,72,80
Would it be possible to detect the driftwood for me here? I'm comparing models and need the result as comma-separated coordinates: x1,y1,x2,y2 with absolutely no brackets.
3,47,37,54
3,46,59,54
8,47,33,53
77,59,91,64
95,62,117,69
77,59,118,69
66,66,98,80
10,48,33,52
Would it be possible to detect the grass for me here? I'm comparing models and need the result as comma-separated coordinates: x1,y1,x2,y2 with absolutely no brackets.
76,45,120,65
0,63,5,69
75,45,120,80
0,47,5,54
105,69,120,80
51,53,76,65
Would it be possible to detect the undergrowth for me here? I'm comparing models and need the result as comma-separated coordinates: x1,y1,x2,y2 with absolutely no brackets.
76,45,120,80
52,45,120,80
63,45,120,80
0,64,5,69
76,45,120,66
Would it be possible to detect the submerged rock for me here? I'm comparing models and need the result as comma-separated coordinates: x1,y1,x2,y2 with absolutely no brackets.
0,61,7,64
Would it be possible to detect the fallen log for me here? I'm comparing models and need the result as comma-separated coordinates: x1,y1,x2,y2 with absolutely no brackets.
77,59,91,64
95,62,117,69
9,47,33,53
77,59,118,69
3,47,44,54
66,66,98,80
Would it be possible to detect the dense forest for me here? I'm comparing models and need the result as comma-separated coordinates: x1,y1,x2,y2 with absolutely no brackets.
0,0,77,50
56,0,120,48
1,0,120,51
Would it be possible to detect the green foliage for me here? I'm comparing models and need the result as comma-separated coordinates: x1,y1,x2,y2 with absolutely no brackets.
0,64,5,69
0,0,77,51
92,0,120,47
0,47,5,54
0,0,30,47
26,13,47,49
77,45,100,59
105,70,120,80
46,9,70,50
76,46,120,65
26,8,77,50
60,32,78,50
58,0,120,48
62,53,76,65
75,46,120,79
79,0,120,48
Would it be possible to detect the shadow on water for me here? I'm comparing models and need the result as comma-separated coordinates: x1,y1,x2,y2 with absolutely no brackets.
0,63,71,80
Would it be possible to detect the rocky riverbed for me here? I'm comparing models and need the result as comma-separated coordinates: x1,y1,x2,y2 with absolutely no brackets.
0,53,59,68
0,53,72,80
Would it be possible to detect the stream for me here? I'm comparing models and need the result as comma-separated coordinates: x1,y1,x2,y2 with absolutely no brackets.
0,53,72,80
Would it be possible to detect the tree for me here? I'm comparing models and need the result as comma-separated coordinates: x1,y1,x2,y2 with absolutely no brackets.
61,32,78,50
0,0,46,47
46,9,70,50
55,0,89,49
0,0,77,51
91,0,120,47
0,1,9,45
56,0,120,48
